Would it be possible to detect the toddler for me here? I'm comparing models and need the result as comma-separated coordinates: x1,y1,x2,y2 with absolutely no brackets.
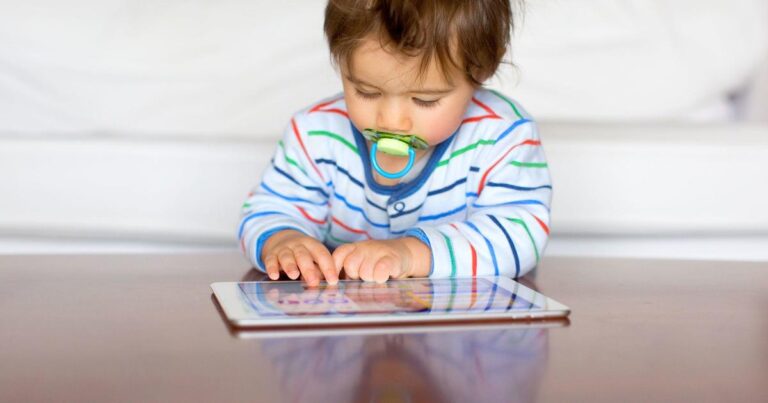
238,0,551,285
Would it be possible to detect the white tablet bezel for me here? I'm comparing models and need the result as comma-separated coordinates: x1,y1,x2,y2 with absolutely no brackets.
211,276,570,328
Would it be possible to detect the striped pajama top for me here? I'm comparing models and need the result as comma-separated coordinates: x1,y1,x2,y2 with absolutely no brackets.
238,88,552,278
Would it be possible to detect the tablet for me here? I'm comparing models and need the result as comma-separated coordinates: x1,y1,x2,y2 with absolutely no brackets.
211,276,570,328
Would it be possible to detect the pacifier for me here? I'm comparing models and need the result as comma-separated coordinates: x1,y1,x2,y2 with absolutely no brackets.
362,129,429,179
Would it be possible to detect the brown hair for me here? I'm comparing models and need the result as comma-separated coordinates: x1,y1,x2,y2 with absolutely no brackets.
324,0,513,86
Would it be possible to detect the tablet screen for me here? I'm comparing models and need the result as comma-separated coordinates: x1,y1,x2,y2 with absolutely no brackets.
237,278,540,317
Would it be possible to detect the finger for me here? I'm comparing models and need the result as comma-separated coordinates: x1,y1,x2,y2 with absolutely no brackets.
332,244,355,275
277,250,300,280
358,255,376,282
308,243,338,285
264,254,280,280
387,254,406,279
266,288,280,301
373,256,396,284
293,246,321,286
342,248,365,280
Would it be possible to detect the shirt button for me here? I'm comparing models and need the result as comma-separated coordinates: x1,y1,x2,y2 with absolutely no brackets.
393,201,406,212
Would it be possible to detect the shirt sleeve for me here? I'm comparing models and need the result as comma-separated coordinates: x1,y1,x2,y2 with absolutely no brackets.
406,120,551,279
237,115,331,271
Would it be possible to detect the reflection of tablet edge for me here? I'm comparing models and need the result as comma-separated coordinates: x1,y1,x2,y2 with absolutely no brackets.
211,277,570,328
231,319,569,339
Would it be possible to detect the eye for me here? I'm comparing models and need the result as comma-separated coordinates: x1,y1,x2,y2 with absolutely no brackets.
355,88,381,100
413,97,441,108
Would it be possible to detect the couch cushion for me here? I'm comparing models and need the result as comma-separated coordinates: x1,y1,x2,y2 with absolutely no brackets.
0,1,339,138
543,122,768,234
2,122,766,243
491,0,768,122
1,0,766,139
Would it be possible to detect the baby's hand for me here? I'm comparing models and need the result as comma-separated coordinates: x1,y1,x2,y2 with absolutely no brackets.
261,229,338,286
332,238,430,283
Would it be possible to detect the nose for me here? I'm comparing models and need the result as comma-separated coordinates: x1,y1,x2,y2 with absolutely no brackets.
376,98,412,133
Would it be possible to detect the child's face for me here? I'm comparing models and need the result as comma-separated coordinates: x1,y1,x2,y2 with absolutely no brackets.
341,35,475,147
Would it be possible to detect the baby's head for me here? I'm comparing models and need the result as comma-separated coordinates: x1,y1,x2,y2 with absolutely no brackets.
324,0,512,147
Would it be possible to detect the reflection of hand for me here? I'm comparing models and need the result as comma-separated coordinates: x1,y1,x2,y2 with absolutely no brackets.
332,238,430,283
261,229,338,286
342,282,430,311
341,282,392,306
259,335,366,403
262,283,348,315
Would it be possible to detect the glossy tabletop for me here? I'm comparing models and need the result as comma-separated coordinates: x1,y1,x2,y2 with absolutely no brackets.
1,253,766,402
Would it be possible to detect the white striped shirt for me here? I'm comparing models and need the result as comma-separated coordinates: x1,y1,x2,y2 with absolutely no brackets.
238,88,551,278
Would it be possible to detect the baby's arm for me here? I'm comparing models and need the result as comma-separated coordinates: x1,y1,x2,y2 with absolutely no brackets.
407,121,551,279
238,115,334,284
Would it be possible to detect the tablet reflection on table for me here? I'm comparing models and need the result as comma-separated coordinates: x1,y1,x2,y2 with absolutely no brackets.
254,326,549,403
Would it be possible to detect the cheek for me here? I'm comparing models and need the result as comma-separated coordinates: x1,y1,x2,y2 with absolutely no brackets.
343,93,374,132
418,103,466,144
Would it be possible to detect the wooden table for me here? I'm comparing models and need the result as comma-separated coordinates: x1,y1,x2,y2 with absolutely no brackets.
1,253,766,402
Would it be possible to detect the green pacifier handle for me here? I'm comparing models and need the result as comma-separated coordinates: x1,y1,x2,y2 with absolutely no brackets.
361,129,429,151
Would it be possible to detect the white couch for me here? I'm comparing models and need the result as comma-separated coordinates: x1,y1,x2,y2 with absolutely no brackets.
2,1,768,260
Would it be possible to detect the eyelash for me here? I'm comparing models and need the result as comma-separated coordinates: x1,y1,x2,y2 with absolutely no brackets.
413,98,440,108
355,89,380,100
354,89,441,108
